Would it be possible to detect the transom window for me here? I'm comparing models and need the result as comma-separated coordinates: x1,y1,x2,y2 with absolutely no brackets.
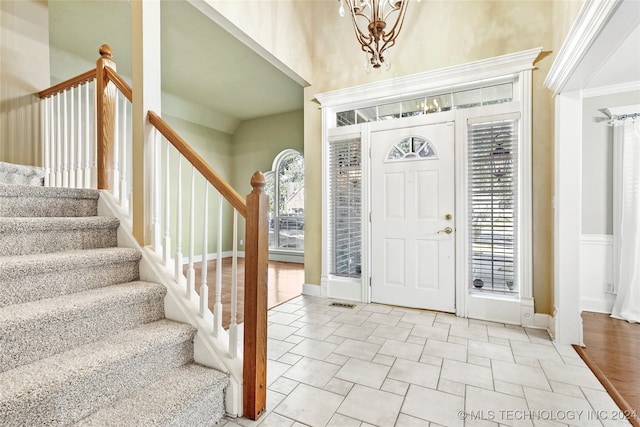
336,82,513,126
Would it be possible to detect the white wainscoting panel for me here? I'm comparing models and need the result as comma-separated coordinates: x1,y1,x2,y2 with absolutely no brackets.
580,234,615,313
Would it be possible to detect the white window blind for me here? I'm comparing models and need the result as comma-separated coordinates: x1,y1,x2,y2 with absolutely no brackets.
468,118,519,293
330,138,362,277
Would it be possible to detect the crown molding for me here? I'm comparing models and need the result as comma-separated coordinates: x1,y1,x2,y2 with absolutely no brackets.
544,0,623,96
316,47,542,109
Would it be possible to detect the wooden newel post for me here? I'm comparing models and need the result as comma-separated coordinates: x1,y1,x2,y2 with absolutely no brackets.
96,44,117,190
243,171,269,420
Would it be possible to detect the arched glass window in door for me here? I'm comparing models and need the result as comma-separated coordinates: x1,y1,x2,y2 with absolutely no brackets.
265,150,304,252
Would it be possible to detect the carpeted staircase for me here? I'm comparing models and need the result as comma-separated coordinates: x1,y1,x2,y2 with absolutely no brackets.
0,171,228,426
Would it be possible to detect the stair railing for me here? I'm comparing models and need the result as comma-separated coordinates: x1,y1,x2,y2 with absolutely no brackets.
37,45,268,420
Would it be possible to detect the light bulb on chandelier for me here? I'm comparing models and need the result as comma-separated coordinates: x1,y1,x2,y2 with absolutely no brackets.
338,0,417,71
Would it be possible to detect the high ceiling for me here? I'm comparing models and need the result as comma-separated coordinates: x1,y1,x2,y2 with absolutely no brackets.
48,0,304,134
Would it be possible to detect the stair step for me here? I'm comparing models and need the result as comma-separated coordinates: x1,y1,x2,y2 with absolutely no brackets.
0,184,99,217
0,162,44,186
76,364,229,426
0,248,141,307
0,281,166,373
0,320,197,427
0,216,119,256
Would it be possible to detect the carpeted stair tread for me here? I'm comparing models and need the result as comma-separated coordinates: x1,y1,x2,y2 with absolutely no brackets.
0,320,197,426
0,282,167,372
0,248,141,307
0,247,140,279
0,216,119,256
75,363,229,426
0,216,118,232
0,184,99,217
0,280,165,330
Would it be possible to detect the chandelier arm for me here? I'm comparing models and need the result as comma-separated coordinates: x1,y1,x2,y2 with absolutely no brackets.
345,0,377,56
382,0,408,41
382,0,403,21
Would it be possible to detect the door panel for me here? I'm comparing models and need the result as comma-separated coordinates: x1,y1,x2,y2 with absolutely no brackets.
371,122,455,312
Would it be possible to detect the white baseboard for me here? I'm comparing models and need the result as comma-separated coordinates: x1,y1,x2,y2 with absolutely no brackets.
302,283,322,297
534,313,550,330
580,296,615,314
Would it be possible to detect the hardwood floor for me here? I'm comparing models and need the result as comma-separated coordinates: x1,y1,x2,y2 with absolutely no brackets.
574,311,640,426
188,258,303,329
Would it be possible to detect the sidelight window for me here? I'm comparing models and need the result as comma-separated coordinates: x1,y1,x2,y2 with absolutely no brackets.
467,117,519,294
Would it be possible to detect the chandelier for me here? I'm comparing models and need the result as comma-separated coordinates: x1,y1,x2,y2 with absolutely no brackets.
338,0,410,71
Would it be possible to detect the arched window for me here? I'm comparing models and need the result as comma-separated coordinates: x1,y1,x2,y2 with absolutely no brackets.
265,149,304,253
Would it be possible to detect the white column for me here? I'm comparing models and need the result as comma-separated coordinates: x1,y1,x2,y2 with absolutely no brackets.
553,90,583,345
131,0,161,246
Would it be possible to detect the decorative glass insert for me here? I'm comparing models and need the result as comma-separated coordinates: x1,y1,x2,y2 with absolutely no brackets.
334,82,515,127
386,136,437,161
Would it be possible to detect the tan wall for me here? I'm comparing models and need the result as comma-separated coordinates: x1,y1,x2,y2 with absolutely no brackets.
0,0,50,166
203,0,313,85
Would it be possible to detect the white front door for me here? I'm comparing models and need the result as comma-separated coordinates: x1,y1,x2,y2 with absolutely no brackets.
371,122,455,312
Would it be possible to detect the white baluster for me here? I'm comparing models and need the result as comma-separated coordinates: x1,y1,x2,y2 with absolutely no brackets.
69,86,76,188
84,83,97,188
43,97,51,186
49,96,56,186
186,166,196,298
163,139,171,265
112,93,120,197
55,94,62,187
76,83,83,187
213,196,224,336
62,89,69,188
199,183,209,318
175,156,184,284
152,129,161,254
119,96,128,207
229,208,239,358
90,80,98,189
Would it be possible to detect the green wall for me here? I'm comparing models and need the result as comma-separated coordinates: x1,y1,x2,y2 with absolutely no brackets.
163,114,235,256
161,110,304,256
231,110,304,195
230,109,304,250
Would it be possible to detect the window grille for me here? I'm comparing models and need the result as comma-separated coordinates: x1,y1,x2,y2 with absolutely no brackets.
468,118,519,293
330,138,362,277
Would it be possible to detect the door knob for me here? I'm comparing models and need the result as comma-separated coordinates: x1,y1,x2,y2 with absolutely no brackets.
438,227,453,234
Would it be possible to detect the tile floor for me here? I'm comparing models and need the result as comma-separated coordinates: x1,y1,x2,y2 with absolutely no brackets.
221,295,632,427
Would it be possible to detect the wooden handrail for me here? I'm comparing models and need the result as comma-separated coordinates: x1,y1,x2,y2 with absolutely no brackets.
104,66,132,102
38,69,96,99
148,110,248,218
